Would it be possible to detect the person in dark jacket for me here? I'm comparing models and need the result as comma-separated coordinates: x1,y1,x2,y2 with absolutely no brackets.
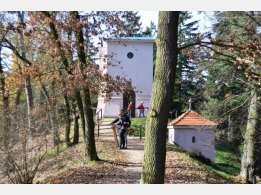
111,110,131,149
121,109,131,148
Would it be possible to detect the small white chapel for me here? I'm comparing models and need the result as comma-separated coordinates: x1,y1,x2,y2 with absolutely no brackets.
167,105,217,162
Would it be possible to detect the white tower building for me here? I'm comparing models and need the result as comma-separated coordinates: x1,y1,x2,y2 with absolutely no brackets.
97,37,154,117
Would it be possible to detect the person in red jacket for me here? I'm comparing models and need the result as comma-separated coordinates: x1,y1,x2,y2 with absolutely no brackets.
127,101,133,119
138,101,145,117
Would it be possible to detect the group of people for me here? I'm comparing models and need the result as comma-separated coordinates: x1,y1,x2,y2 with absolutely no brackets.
127,101,145,119
111,101,146,150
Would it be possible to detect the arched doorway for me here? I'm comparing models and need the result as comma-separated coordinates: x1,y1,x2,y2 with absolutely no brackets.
123,90,136,117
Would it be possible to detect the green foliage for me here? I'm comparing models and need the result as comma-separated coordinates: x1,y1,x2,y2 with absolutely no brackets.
191,139,242,181
214,140,242,176
199,11,261,144
129,117,146,137
171,11,205,116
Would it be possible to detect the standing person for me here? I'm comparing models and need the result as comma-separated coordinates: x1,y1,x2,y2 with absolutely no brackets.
138,101,145,117
111,111,130,149
127,101,133,119
121,109,131,148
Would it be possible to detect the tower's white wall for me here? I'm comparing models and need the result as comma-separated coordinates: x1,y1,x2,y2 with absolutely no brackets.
97,39,154,117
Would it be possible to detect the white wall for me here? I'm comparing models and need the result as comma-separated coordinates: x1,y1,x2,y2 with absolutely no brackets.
169,127,215,161
97,94,123,117
97,39,154,117
107,41,153,97
168,125,175,144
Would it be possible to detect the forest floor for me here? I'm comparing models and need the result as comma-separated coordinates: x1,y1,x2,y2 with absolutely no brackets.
31,119,238,184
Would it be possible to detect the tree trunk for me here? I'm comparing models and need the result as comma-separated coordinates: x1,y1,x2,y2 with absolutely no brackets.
71,11,99,162
0,47,9,120
74,90,86,139
241,89,258,183
72,98,79,144
0,46,11,173
176,62,182,116
228,113,233,141
141,11,179,184
81,89,98,162
15,85,23,107
41,83,60,146
64,94,71,147
24,76,34,132
0,46,10,138
17,11,34,133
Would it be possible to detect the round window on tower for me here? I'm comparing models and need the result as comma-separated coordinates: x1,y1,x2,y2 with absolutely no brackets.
127,52,134,59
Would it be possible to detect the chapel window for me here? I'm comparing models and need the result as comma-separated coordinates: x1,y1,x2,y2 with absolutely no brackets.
192,136,196,143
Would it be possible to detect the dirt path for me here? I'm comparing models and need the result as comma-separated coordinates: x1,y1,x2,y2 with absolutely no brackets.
97,122,145,183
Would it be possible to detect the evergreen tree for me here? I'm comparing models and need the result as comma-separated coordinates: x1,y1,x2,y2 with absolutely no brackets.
202,11,261,183
172,12,204,117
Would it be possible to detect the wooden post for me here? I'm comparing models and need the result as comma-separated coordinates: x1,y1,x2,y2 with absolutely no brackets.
111,125,119,148
139,125,142,140
97,121,100,137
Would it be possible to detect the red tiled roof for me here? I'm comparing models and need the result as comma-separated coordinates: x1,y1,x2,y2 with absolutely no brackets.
168,110,216,126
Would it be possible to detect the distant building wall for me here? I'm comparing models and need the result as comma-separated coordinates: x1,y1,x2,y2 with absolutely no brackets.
97,39,154,117
168,126,215,161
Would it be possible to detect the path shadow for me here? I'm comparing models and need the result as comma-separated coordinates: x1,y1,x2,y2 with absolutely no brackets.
101,159,142,168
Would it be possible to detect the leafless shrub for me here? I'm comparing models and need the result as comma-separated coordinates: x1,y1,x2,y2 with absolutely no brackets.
0,108,48,184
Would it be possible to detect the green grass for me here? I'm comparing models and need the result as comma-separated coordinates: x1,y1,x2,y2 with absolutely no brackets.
129,117,147,137
214,140,242,176
191,139,242,182
44,143,68,160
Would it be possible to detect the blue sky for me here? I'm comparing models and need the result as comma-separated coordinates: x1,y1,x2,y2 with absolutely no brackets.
138,11,159,28
138,11,214,33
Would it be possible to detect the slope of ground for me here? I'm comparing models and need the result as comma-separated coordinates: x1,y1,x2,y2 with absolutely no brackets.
0,118,237,184
33,118,232,184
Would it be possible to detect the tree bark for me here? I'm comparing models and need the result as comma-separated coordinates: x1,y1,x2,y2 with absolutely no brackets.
24,76,34,132
41,83,60,146
241,89,258,183
64,94,71,147
0,46,12,174
71,11,99,162
74,90,86,138
141,11,179,184
17,11,34,133
72,98,79,144
0,46,10,141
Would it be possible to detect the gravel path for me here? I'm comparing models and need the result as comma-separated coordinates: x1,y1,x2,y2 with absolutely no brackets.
98,121,145,183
